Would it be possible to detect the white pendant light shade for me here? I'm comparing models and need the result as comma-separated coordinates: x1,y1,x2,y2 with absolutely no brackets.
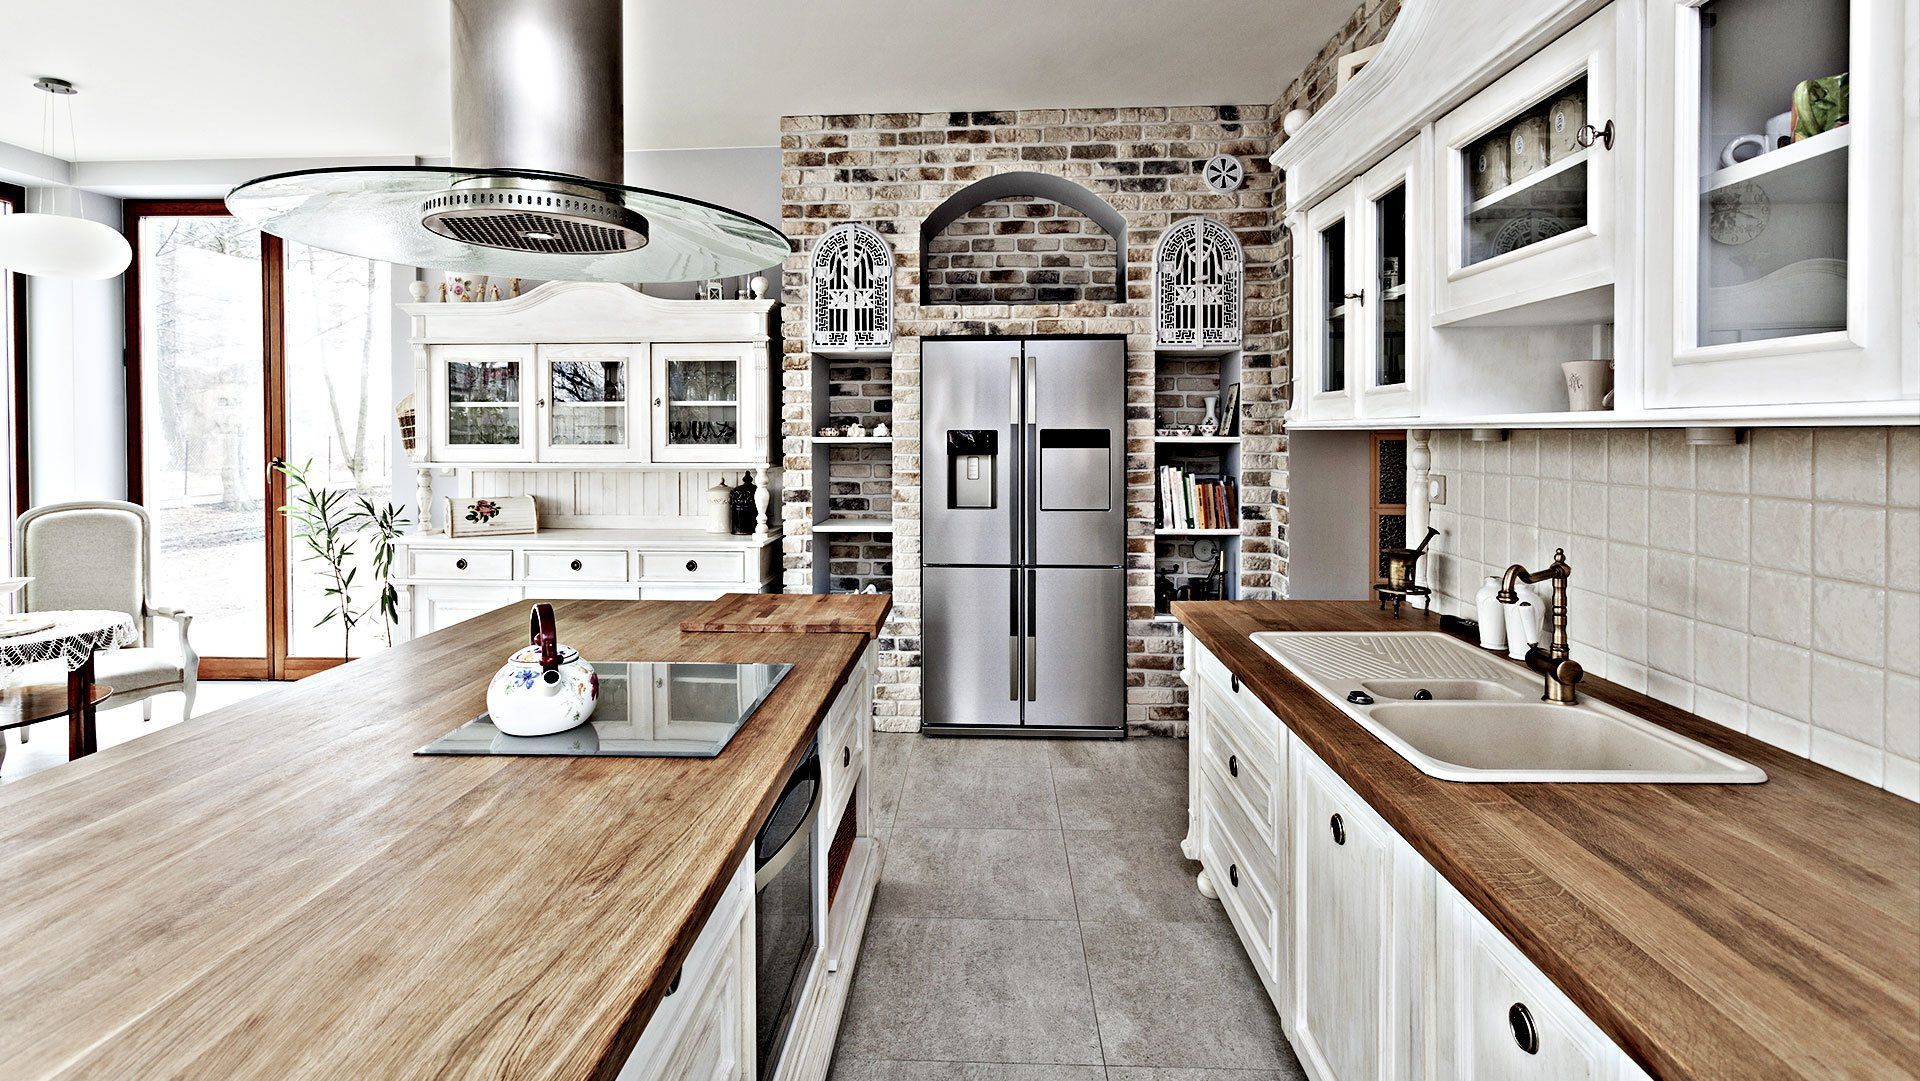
0,212,132,280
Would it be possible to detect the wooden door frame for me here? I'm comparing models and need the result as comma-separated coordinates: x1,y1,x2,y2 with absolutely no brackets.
0,181,29,526
123,200,346,680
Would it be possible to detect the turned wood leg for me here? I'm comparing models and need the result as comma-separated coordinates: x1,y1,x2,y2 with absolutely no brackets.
66,653,98,759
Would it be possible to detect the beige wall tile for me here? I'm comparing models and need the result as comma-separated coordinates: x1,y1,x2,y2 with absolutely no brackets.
1889,427,1919,508
1606,486,1649,545
1537,429,1571,479
1812,504,1887,585
1888,508,1919,584
1887,591,1920,676
1810,653,1886,746
1814,427,1888,504
1747,706,1811,756
1694,494,1750,562
1751,498,1813,574
1649,428,1694,490
1812,579,1887,668
1648,489,1694,553
1750,428,1813,499
1810,730,1884,786
1608,430,1649,486
1693,557,1749,631
1694,439,1750,494
1885,673,1920,759
1748,639,1811,721
1749,569,1813,648
1692,621,1748,697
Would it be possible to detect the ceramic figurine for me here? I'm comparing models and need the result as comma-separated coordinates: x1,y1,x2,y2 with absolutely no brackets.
729,472,759,535
848,420,867,438
408,280,428,303
749,274,769,299
438,281,449,303
508,277,522,298
486,603,598,737
873,422,889,438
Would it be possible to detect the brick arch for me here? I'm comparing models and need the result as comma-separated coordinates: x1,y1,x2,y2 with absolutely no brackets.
917,171,1127,304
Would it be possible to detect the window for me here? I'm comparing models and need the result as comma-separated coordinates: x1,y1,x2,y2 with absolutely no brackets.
126,201,391,677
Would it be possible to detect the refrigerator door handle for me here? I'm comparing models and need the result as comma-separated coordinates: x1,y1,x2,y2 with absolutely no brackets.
1025,355,1039,565
1026,569,1038,702
1008,569,1021,701
1010,353,1024,566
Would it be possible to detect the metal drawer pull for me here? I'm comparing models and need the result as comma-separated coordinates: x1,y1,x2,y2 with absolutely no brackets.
1330,813,1345,845
685,559,699,572
1228,863,1239,888
664,967,682,997
454,558,468,571
1229,673,1240,693
1508,1003,1539,1055
569,559,583,572
1227,753,1239,778
842,745,851,768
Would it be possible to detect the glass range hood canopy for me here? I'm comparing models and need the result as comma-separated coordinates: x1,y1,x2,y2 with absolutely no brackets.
226,164,791,283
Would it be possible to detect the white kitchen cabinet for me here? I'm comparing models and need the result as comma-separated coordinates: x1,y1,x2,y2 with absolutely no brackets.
1432,878,1622,1081
413,583,523,636
1642,0,1911,408
617,855,755,1081
1295,194,1359,422
1432,3,1630,327
651,342,767,465
1288,742,1420,1081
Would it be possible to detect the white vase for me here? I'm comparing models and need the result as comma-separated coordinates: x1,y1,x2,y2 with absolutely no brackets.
1199,396,1220,437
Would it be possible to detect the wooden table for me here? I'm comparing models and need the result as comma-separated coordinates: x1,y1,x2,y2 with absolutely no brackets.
0,681,112,737
0,610,137,759
1174,600,1920,1081
0,599,872,1080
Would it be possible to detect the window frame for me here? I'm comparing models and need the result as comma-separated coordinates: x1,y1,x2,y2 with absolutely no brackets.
0,181,29,532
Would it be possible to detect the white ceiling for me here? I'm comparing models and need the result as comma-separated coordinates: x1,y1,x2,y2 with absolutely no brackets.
1,0,1351,163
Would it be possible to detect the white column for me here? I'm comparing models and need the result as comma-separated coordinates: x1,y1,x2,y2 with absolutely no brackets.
752,467,771,543
1407,428,1432,608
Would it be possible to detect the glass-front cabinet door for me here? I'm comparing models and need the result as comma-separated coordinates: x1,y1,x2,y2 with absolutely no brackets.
1356,136,1423,418
537,345,634,461
1644,0,1904,408
1433,4,1623,326
1299,195,1357,421
650,342,756,463
430,344,533,462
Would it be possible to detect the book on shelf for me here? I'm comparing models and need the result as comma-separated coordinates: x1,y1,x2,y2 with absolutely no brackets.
1157,464,1238,531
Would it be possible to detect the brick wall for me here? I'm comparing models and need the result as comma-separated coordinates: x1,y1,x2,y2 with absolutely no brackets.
923,195,1118,305
779,105,1284,734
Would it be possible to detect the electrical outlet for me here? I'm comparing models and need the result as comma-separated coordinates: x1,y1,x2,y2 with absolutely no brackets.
1428,474,1447,505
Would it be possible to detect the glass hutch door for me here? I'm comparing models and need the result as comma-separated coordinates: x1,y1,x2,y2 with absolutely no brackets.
433,345,531,461
650,343,749,462
538,345,632,461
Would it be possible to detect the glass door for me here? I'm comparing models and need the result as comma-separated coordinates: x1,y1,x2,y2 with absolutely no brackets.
650,343,746,462
130,202,395,678
431,345,532,461
1301,192,1357,421
538,345,632,461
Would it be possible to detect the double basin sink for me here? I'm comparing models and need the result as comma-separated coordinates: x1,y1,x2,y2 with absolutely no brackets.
1252,631,1765,784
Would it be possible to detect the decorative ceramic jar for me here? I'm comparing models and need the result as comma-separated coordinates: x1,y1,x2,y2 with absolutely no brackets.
706,480,734,534
1548,91,1586,160
1508,116,1550,181
1198,396,1220,437
1470,136,1510,200
729,472,759,535
486,603,598,737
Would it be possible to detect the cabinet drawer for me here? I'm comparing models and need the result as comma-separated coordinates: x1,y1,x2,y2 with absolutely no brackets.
522,549,628,582
821,647,874,815
409,548,514,580
1201,680,1278,846
1201,772,1279,974
640,550,746,583
616,857,751,1081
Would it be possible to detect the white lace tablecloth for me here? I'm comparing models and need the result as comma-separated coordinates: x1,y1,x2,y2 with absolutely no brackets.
0,610,140,671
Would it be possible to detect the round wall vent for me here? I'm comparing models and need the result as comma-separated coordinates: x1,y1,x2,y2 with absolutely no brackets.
1202,155,1245,193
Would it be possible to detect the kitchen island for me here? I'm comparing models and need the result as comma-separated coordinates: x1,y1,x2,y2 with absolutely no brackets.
0,598,885,1081
1175,600,1920,1081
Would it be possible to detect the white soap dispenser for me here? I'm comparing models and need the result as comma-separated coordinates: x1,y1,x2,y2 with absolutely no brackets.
1475,576,1509,651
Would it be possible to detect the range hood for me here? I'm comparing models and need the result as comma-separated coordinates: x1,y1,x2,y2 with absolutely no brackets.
226,0,788,283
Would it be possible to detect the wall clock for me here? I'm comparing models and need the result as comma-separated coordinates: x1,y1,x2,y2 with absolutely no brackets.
1707,180,1769,246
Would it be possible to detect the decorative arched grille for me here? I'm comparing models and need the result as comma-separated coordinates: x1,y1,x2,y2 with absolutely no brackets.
808,223,893,352
1154,217,1243,349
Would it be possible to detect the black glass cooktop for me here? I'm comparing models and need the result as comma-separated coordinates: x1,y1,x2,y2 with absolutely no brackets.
415,660,792,758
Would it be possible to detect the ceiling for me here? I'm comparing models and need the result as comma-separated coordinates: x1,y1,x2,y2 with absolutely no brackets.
1,0,1351,163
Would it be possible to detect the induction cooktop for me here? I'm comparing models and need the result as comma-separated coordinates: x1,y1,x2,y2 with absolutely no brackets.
415,660,792,758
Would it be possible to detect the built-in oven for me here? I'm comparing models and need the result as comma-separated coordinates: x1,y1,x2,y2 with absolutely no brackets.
754,740,819,1079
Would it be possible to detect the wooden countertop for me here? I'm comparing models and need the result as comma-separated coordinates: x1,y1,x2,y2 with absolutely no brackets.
681,592,892,636
1172,600,1920,1081
394,527,778,550
0,599,869,1081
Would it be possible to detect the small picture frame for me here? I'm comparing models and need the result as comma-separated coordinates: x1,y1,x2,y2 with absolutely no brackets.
1220,382,1242,436
445,494,539,538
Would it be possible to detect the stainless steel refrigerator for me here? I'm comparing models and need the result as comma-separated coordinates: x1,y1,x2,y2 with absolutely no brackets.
922,338,1125,735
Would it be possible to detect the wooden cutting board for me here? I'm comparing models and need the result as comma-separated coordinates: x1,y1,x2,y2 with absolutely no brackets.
679,593,892,636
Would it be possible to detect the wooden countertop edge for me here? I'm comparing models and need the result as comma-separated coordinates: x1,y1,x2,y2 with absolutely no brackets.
1170,599,1920,1081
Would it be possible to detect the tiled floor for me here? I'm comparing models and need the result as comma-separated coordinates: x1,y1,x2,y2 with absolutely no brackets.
833,733,1306,1080
0,681,270,783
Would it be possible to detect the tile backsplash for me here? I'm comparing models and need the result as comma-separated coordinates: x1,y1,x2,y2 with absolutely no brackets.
1426,427,1919,800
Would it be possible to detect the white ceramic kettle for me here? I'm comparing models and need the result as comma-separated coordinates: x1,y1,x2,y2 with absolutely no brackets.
486,603,599,737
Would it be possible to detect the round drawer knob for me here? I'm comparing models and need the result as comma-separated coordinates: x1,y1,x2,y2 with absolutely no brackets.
1227,753,1239,778
685,559,699,572
1508,1003,1539,1055
569,559,583,572
842,746,851,768
454,558,468,571
1229,673,1240,693
1330,813,1346,846
664,967,682,997
1228,863,1239,888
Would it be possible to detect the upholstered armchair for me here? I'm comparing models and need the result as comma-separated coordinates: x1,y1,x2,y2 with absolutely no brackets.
12,501,197,726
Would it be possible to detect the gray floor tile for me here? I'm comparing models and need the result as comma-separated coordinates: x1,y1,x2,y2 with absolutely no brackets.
1064,830,1219,924
1048,736,1187,776
836,917,1102,1065
1081,920,1294,1070
831,1060,1104,1081
876,827,1075,920
913,735,1057,769
1105,1068,1305,1081
869,732,914,829
1052,763,1186,834
896,756,1059,829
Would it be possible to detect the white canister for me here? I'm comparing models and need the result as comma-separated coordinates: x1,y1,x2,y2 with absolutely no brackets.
1509,116,1550,181
1475,576,1509,651
1548,91,1586,161
705,481,734,534
1505,600,1544,660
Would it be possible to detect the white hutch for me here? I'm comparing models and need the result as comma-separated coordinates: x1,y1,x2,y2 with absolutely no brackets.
394,282,779,640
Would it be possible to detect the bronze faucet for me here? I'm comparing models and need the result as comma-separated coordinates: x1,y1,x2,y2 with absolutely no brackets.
1498,548,1584,704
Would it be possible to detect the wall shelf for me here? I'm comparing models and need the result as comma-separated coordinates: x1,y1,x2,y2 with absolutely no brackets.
1465,147,1591,215
811,436,892,445
814,516,895,534
1701,126,1848,195
1154,435,1241,446
1155,527,1241,537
